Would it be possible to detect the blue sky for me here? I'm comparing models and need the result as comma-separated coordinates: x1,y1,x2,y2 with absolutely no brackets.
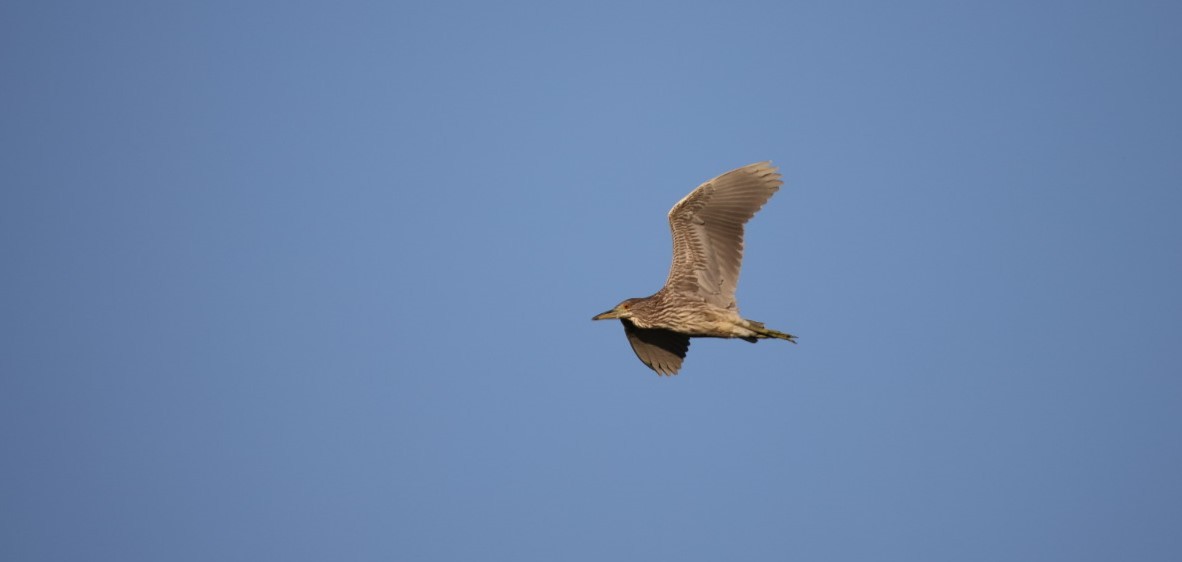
3,1,1181,560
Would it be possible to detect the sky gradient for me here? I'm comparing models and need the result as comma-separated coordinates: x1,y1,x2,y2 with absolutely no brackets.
3,1,1181,560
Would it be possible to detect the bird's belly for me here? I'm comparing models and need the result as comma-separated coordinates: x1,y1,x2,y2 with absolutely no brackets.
655,308,751,339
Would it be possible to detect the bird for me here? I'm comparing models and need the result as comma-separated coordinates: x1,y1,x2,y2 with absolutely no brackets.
592,161,796,375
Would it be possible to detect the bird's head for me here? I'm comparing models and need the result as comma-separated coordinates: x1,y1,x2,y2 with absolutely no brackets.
592,298,643,321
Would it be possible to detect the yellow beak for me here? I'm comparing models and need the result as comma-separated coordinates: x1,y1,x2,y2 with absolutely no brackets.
592,309,620,321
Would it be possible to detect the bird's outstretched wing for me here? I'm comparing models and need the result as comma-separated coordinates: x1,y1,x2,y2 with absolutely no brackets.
622,321,690,376
664,162,782,309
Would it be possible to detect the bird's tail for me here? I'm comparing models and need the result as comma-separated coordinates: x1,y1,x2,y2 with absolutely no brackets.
745,320,798,343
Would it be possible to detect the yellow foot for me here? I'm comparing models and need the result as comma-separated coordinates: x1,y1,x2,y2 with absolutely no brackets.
754,325,797,343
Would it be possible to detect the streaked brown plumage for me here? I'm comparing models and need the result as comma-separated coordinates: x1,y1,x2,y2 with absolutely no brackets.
593,162,796,375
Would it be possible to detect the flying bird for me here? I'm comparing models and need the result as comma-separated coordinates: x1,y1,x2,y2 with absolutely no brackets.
593,162,796,375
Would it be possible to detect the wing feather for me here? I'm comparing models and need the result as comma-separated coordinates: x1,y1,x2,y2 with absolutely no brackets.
622,321,690,376
664,162,782,309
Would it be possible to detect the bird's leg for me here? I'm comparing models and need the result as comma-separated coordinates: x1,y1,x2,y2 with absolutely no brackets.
743,319,798,343
756,326,797,343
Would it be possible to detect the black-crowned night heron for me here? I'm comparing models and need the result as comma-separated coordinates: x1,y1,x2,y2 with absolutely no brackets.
593,162,796,375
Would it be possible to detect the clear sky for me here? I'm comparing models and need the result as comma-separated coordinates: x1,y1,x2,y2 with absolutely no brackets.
3,1,1181,560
